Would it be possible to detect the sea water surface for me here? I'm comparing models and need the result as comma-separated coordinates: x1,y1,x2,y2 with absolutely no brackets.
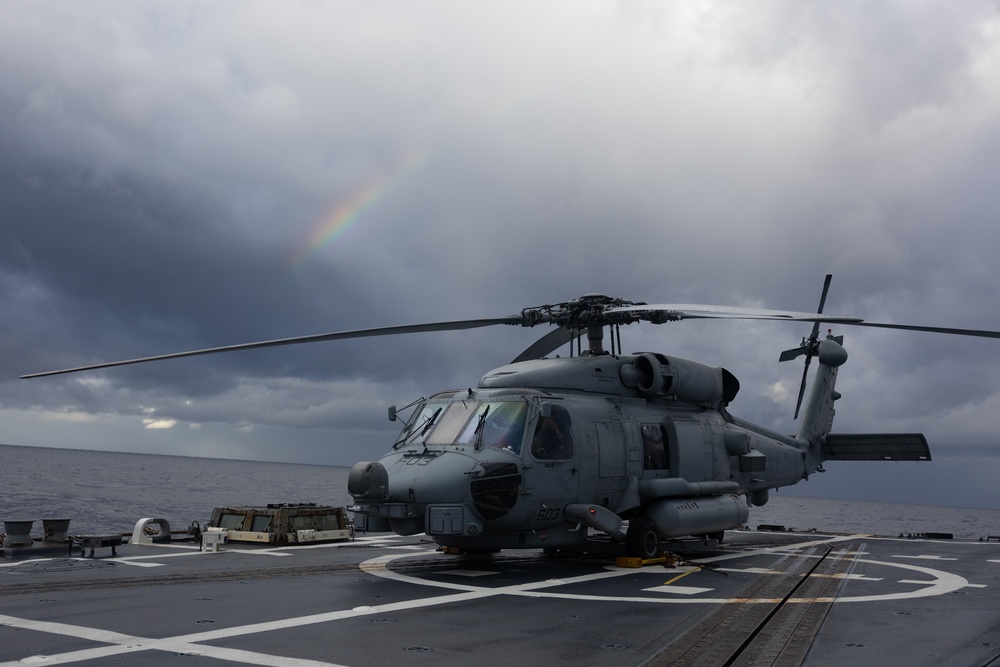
1,444,352,536
2,444,999,539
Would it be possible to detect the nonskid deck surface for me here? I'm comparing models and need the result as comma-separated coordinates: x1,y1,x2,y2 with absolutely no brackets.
1,531,998,666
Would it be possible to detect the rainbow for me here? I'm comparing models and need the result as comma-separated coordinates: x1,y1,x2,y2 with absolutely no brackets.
291,148,428,270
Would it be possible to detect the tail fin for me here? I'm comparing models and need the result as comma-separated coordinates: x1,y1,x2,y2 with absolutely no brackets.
795,335,848,445
794,335,934,465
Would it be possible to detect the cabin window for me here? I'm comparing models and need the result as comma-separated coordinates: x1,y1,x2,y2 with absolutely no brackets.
531,405,574,460
641,423,668,470
218,513,246,530
250,515,271,532
290,516,314,531
314,513,344,531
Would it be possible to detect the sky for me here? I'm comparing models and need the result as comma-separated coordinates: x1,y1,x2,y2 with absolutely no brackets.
2,1,1000,510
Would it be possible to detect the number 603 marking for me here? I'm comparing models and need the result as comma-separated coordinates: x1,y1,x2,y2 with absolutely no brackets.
535,507,561,522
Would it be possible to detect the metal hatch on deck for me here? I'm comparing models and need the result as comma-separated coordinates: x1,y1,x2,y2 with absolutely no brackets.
209,504,353,546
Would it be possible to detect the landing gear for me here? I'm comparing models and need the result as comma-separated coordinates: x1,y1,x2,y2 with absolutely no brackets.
625,517,662,559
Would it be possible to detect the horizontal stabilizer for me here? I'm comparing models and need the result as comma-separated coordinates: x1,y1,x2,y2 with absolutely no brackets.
823,433,930,461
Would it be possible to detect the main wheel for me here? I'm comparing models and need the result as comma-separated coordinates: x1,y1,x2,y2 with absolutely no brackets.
625,517,661,559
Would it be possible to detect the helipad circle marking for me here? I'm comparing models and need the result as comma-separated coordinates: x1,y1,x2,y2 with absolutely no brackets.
359,547,972,605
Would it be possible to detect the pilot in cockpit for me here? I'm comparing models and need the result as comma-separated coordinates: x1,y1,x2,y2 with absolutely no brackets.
531,406,574,459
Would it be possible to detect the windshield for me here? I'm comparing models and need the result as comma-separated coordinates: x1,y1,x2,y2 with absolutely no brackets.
457,401,528,453
394,399,529,453
394,403,444,447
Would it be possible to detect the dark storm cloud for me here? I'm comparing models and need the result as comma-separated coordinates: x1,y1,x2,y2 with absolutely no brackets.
2,1,999,508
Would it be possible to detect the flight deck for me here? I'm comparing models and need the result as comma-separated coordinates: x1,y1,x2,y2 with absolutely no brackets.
2,529,998,666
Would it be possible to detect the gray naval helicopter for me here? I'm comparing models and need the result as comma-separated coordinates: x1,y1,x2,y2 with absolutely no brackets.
22,276,1000,558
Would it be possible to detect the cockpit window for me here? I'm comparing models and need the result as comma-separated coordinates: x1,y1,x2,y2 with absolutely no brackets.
426,400,479,444
395,403,445,447
394,399,528,453
456,401,528,453
530,405,574,459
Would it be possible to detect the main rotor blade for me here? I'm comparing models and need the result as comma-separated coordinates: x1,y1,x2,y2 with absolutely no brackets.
846,321,1000,339
607,303,863,323
628,305,1000,339
21,317,522,379
510,327,576,363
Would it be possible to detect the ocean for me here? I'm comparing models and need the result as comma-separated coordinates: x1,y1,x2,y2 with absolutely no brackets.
1,444,352,537
2,444,999,540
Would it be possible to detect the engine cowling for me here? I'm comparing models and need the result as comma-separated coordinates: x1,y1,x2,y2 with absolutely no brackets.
621,352,740,406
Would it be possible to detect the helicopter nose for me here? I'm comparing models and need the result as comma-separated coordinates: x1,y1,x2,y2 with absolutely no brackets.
384,452,479,505
347,461,389,500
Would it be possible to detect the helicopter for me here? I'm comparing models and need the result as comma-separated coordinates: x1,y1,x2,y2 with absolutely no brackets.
21,276,1000,558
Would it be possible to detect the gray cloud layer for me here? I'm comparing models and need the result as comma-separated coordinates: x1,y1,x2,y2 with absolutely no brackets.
2,2,999,508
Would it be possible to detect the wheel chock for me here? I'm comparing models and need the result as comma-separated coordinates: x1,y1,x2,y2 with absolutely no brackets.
616,552,682,568
616,555,668,568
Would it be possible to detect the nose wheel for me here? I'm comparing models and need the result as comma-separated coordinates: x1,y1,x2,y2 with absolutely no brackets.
625,516,662,559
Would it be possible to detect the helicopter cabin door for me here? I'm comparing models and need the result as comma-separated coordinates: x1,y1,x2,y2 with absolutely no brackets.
595,422,626,478
525,403,581,518
667,414,725,482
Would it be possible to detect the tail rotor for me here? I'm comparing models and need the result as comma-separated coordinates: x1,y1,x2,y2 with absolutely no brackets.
779,274,833,419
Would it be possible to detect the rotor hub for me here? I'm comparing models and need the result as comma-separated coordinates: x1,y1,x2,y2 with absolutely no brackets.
519,295,647,354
